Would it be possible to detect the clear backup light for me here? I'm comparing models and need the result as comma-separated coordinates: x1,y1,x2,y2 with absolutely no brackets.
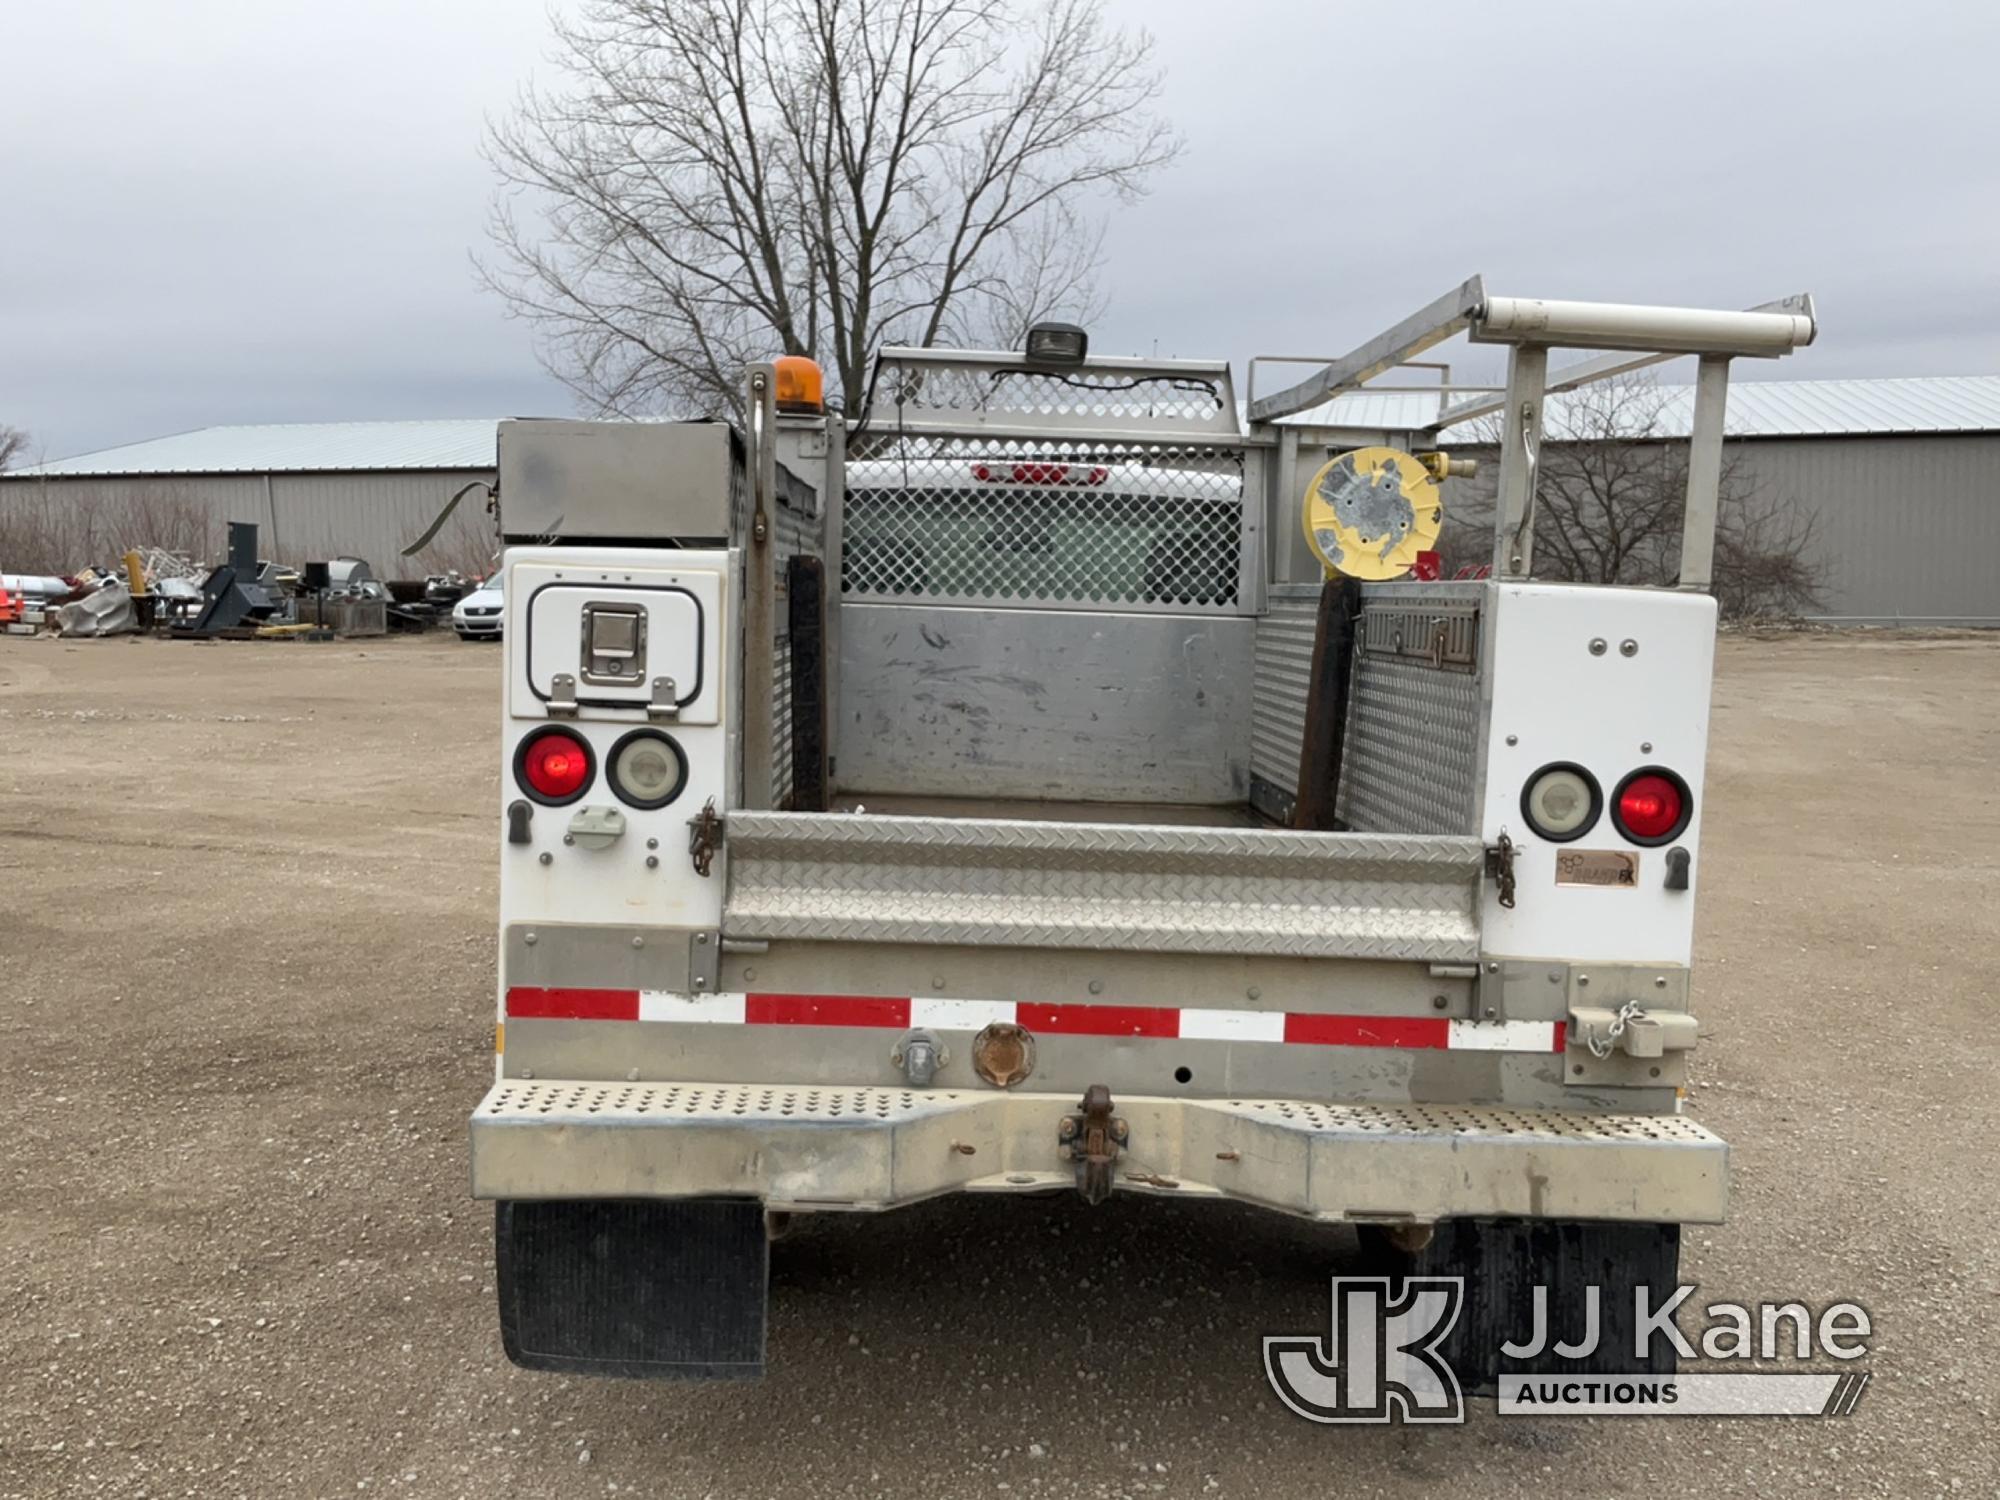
1520,763,1602,842
607,729,689,810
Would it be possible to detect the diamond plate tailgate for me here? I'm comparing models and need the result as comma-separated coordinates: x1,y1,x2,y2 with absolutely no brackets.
721,813,1484,961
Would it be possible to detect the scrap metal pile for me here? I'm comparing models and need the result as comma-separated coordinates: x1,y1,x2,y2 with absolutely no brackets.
0,521,475,642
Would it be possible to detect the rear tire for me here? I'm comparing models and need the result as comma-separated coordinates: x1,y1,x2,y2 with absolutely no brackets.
495,1199,769,1379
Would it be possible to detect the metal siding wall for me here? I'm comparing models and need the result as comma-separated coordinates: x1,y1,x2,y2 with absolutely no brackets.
268,470,498,573
1726,436,2000,623
0,469,498,576
1433,434,2000,624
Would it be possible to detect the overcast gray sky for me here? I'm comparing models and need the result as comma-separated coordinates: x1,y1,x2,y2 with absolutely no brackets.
4,0,1996,460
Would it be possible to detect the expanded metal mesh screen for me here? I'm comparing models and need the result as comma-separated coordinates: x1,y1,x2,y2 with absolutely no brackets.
841,439,1247,613
770,489,820,809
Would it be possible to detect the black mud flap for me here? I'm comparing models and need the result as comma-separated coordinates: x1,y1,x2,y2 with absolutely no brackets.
496,1199,768,1379
1366,1218,1683,1394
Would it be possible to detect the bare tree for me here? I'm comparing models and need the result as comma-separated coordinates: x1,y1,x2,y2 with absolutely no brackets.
482,0,1178,420
1442,377,1826,618
0,480,217,576
0,425,28,473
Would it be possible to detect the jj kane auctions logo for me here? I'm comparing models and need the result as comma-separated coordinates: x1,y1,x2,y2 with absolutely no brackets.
1265,1277,1872,1422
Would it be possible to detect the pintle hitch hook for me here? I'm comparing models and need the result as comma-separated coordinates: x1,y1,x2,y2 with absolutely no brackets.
1057,1084,1127,1206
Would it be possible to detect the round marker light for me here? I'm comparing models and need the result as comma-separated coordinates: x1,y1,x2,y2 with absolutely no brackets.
514,728,594,806
607,729,689,810
1520,763,1601,843
1613,768,1691,846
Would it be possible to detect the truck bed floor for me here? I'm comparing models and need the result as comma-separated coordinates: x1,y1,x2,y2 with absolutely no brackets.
827,792,1272,829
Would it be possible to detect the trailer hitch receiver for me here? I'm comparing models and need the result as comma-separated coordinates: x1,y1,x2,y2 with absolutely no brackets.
1057,1085,1126,1205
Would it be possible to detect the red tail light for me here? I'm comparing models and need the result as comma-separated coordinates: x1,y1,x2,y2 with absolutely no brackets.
1612,768,1691,845
969,462,1110,486
515,728,595,805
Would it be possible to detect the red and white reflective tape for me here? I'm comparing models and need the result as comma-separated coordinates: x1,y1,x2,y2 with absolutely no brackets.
504,989,1565,1053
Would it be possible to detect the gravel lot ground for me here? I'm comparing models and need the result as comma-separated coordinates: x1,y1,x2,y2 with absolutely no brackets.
1,630,1994,1499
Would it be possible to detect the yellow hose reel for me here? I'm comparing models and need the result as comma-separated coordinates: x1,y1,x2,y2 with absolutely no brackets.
1300,447,1444,581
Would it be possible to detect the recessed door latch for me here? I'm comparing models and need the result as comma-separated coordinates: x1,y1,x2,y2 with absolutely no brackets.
580,602,647,685
506,799,533,845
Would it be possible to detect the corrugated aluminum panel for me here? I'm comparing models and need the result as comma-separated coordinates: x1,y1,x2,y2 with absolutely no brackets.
1337,584,1484,837
1267,390,1453,432
0,469,500,574
1438,376,2000,443
10,419,501,477
1250,582,1486,834
1725,434,2000,623
1337,656,1483,835
722,812,1485,962
1250,585,1320,798
1259,376,2000,441
1429,427,2000,624
772,631,794,807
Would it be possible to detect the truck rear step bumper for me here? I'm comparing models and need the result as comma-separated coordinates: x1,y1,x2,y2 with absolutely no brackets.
471,1081,1728,1225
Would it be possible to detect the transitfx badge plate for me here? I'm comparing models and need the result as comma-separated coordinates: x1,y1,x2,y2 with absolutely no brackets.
1554,849,1640,888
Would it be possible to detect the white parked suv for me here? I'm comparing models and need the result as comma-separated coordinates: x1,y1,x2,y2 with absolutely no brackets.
452,577,504,641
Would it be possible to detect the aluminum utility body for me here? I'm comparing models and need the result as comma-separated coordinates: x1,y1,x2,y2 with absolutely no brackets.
471,279,1816,1383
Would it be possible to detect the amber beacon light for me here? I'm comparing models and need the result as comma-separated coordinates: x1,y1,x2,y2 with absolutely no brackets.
773,356,825,413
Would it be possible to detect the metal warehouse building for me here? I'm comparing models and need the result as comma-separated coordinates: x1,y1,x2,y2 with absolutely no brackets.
0,420,498,577
1429,375,2000,625
4,376,1997,621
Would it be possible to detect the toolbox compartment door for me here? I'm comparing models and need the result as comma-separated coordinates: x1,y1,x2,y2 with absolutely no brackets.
511,561,724,724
